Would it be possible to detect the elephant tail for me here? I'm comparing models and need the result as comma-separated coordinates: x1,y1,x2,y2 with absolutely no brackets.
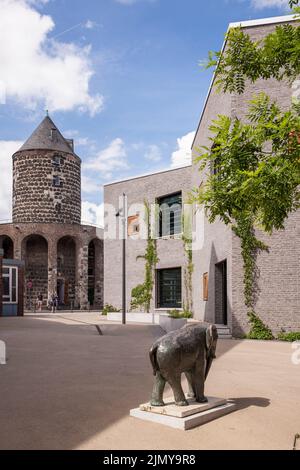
149,343,159,376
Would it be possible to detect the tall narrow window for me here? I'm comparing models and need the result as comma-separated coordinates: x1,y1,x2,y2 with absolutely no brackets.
2,266,18,303
157,192,182,237
52,154,62,166
53,176,61,187
157,268,182,309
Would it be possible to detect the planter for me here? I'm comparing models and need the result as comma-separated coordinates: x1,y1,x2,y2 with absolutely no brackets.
107,311,160,324
159,314,187,333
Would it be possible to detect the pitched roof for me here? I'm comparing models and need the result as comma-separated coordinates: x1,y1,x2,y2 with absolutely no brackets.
15,116,77,156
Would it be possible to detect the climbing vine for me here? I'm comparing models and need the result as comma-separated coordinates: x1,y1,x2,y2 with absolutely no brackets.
130,200,159,312
182,210,194,315
232,215,268,309
193,1,300,327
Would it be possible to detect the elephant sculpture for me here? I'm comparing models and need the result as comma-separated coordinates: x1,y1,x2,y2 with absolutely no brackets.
149,323,218,407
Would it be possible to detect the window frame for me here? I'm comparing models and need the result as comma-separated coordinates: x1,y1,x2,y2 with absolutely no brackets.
52,154,62,167
156,191,182,238
53,175,62,187
156,267,182,309
2,266,18,304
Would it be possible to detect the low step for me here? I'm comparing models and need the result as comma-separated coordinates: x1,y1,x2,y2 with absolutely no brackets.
216,325,232,339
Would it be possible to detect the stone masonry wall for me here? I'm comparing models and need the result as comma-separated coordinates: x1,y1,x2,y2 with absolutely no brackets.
13,149,81,224
0,223,103,310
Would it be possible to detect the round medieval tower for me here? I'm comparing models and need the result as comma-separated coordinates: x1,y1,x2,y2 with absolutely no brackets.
12,116,81,224
0,115,104,312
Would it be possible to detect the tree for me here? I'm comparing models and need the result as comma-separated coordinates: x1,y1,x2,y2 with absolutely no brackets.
194,1,300,311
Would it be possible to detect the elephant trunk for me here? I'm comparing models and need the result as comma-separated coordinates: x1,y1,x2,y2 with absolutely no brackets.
204,354,214,380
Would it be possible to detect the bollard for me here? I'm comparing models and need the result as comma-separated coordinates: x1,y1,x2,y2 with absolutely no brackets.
0,340,6,365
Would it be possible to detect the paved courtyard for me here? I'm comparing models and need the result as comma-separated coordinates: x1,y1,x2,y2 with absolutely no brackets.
0,313,299,450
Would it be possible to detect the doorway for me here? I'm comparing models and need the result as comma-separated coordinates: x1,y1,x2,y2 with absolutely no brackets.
57,279,65,306
215,260,227,325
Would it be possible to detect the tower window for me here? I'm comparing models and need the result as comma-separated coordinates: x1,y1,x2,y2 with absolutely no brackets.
50,128,57,141
52,154,62,166
53,176,62,187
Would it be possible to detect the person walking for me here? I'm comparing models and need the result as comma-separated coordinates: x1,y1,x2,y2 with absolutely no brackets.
37,293,43,312
51,292,59,313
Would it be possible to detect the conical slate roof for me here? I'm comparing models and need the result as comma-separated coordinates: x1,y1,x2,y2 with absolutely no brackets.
15,116,76,155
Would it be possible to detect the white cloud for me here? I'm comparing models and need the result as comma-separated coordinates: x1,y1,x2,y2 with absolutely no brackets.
83,138,128,179
144,144,162,162
82,175,102,194
0,140,23,221
82,201,104,227
251,0,288,8
84,20,97,29
171,131,195,168
0,0,103,115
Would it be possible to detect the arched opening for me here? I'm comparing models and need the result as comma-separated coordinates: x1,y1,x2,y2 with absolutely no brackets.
0,236,14,259
57,236,76,308
88,238,103,309
22,235,48,309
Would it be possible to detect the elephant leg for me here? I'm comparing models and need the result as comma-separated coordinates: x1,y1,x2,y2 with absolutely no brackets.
150,372,166,406
194,362,208,403
166,374,188,406
185,371,196,399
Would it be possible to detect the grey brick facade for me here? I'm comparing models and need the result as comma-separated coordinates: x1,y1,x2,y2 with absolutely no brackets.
192,17,300,336
104,166,192,313
104,15,299,337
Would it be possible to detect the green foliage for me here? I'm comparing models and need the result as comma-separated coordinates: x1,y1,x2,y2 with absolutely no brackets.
195,0,300,323
277,331,300,342
102,304,120,316
131,200,159,312
167,309,193,319
206,16,300,95
247,311,274,340
182,210,194,314
193,94,300,307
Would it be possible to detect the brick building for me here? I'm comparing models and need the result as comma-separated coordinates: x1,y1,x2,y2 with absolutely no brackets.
0,116,103,310
104,14,300,337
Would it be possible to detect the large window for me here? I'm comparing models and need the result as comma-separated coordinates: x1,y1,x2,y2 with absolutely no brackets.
2,266,18,304
157,192,182,237
157,268,182,309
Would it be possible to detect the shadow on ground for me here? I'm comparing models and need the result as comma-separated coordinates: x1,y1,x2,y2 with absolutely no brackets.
0,317,267,449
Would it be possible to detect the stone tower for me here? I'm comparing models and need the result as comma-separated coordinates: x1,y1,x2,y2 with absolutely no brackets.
12,116,81,224
0,115,103,312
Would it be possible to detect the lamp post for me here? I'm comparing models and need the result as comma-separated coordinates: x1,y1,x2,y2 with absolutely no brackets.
116,193,127,325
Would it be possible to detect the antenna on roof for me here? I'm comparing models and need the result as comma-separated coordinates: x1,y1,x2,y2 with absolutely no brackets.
46,109,49,117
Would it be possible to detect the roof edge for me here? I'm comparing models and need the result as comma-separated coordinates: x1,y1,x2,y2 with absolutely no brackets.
104,164,192,187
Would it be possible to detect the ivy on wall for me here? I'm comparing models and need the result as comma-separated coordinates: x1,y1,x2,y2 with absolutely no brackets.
130,200,159,312
182,210,194,315
193,2,300,336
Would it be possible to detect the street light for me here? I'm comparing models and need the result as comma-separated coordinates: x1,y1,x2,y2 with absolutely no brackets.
116,193,127,325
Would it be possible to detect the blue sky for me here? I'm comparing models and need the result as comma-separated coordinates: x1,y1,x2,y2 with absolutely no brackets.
0,0,292,224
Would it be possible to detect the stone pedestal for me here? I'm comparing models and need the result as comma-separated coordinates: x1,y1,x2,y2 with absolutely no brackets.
130,396,236,431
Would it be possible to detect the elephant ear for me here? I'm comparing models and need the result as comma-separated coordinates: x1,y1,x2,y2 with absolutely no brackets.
206,324,216,350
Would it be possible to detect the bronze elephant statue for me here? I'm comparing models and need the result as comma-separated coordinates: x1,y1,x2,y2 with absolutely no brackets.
149,323,218,406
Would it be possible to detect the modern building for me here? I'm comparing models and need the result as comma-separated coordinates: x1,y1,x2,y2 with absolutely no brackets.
0,116,103,310
104,165,192,314
0,248,24,317
104,14,300,337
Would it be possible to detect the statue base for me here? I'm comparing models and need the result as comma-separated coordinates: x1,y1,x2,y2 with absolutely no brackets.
130,396,236,430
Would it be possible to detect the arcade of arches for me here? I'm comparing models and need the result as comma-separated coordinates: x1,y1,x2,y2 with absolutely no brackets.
0,227,103,310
